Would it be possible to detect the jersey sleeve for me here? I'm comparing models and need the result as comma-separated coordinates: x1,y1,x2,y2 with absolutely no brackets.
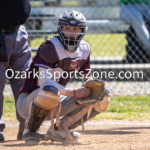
33,40,59,69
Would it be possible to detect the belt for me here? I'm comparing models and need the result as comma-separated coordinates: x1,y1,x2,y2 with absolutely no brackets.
0,25,20,34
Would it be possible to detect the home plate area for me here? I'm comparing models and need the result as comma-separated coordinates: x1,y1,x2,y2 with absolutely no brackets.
1,119,150,150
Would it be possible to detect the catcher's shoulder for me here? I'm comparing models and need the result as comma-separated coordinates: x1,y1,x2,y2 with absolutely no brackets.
38,40,59,63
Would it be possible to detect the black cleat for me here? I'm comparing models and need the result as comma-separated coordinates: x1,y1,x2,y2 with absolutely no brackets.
0,133,4,142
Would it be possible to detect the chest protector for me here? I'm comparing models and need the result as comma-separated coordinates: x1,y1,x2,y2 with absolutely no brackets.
50,37,90,71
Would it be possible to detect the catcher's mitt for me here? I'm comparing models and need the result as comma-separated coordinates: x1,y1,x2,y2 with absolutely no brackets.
76,79,106,105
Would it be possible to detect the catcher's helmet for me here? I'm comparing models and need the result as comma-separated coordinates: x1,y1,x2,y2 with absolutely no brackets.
58,10,88,52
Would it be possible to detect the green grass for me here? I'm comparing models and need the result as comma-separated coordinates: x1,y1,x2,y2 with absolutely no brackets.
84,34,127,57
30,0,79,7
3,96,150,120
95,95,150,120
30,33,127,57
64,1,79,6
3,97,16,118
30,1,43,7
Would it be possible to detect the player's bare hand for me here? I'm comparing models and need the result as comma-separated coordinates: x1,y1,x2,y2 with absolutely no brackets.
74,87,91,98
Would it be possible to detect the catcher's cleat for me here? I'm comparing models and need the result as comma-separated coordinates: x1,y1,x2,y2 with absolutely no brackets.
22,129,46,145
0,133,4,142
45,129,81,144
22,129,41,145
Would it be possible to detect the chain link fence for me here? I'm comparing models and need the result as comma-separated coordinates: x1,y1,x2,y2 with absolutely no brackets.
24,0,150,96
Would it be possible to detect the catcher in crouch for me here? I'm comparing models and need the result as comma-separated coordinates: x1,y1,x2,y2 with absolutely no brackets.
16,10,110,145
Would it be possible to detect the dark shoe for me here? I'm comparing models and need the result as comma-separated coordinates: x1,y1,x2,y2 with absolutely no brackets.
0,133,4,142
46,129,81,144
0,118,5,132
22,130,41,145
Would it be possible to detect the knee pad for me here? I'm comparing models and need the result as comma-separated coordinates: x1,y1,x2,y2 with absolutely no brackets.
34,85,60,110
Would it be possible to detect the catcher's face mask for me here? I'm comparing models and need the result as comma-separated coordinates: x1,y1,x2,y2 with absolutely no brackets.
60,26,84,52
62,26,82,39
58,10,88,52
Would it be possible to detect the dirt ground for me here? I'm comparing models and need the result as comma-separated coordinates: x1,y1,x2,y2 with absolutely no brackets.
1,119,150,150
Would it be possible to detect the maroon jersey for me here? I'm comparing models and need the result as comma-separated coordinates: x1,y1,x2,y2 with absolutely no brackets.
20,36,91,93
